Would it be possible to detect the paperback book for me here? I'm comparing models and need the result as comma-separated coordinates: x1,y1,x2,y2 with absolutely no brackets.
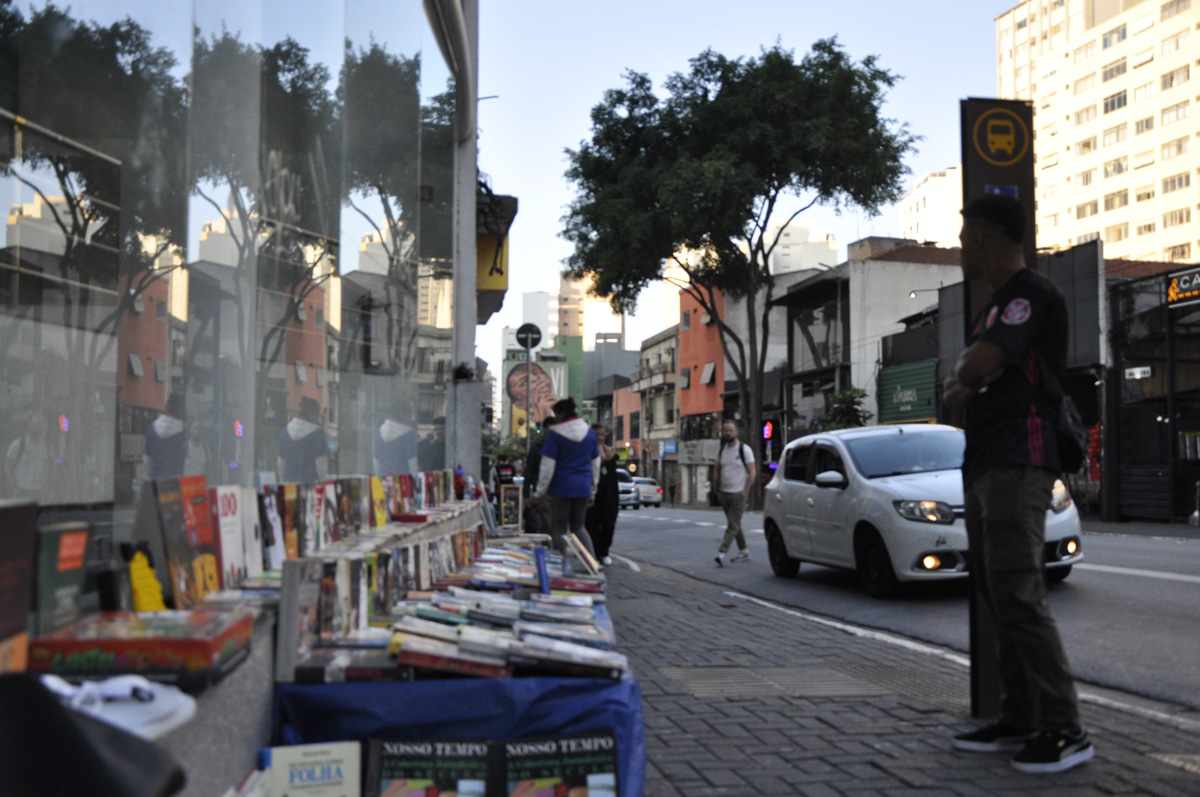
260,740,361,797
33,521,91,636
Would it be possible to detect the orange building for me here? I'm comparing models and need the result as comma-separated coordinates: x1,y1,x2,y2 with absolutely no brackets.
612,385,641,470
678,289,725,423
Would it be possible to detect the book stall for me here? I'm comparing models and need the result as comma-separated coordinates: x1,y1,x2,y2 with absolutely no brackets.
0,468,646,797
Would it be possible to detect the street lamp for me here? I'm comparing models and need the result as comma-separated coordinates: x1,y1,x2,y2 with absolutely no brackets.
909,287,940,300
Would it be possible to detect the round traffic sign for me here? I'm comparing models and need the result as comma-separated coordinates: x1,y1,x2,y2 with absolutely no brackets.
516,322,542,349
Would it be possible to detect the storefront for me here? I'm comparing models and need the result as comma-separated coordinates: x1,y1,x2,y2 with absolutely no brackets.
1105,265,1200,520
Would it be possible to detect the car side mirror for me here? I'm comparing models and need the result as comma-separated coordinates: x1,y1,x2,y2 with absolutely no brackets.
815,470,846,488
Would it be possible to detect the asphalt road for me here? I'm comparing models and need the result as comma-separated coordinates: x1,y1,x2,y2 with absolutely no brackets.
609,502,1200,711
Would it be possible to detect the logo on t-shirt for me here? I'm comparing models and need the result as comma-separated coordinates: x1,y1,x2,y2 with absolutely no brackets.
1001,298,1031,325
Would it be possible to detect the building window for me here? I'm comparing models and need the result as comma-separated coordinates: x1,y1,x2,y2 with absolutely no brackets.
1074,137,1097,155
1075,105,1097,124
1162,171,1191,194
1134,149,1156,168
1105,223,1130,243
1161,65,1189,90
1163,207,1192,228
1136,184,1156,202
615,416,624,439
1078,231,1101,243
1041,91,1057,110
1104,189,1129,210
1162,135,1188,160
1041,152,1059,169
1043,182,1059,200
294,360,307,383
1161,0,1191,21
1076,200,1099,219
1132,13,1155,35
1102,58,1127,82
1104,157,1129,178
1135,115,1155,134
1137,220,1157,235
1045,212,1060,228
680,366,690,389
127,353,144,378
1043,121,1058,138
700,361,716,385
1102,123,1128,146
154,360,166,383
1161,28,1190,55
1133,82,1154,102
1074,41,1096,63
1166,243,1192,262
1075,73,1097,94
1161,100,1189,125
1132,46,1155,68
1102,24,1127,49
1076,168,1096,186
1103,90,1128,113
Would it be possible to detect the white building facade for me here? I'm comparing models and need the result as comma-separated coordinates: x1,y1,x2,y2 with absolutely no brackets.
897,165,964,247
997,0,1199,262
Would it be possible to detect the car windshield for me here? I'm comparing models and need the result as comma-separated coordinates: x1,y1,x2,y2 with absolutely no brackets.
617,470,632,483
843,429,965,478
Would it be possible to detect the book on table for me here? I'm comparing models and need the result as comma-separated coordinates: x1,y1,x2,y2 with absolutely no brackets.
0,501,37,673
260,740,361,797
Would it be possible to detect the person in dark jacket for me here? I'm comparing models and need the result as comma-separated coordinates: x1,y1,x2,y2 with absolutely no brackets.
277,396,328,483
532,398,599,556
523,418,554,535
585,424,619,566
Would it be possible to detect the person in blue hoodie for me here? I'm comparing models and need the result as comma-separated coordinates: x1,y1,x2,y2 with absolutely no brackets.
373,399,418,475
532,397,599,557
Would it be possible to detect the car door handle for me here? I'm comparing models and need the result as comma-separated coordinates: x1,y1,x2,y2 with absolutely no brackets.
806,498,815,507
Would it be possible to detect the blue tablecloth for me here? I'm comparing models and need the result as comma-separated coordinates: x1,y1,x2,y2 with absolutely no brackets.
274,675,645,796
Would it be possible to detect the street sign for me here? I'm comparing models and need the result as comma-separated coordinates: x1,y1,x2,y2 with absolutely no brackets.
516,323,542,349
1125,366,1152,379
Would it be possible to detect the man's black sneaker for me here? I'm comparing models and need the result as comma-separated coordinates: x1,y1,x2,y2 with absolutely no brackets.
952,720,1037,752
1010,729,1095,773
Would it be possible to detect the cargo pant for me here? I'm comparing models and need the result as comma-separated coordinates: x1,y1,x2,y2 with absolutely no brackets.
965,465,1081,731
717,491,747,554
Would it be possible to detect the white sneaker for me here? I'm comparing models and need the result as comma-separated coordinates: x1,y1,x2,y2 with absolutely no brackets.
714,553,725,567
601,556,613,566
731,550,751,563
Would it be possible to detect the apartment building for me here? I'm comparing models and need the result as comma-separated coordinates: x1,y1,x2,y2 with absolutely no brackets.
997,0,1198,262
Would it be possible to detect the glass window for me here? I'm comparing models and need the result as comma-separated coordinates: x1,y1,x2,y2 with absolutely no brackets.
1104,189,1129,210
1134,149,1156,168
1074,41,1096,63
1133,82,1154,102
843,430,964,479
0,2,461,510
1162,172,1191,194
1102,24,1127,49
1135,115,1155,134
783,444,811,482
1104,157,1129,178
811,447,845,479
1105,223,1129,243
1102,58,1127,82
1161,28,1190,54
1161,0,1192,21
1161,65,1190,90
1102,123,1127,146
1136,184,1157,201
1075,105,1097,125
1163,208,1192,228
1137,220,1157,235
1074,137,1097,155
1076,200,1099,219
1103,90,1128,113
1075,73,1097,94
1162,136,1189,160
1132,47,1155,68
1166,243,1192,262
1077,168,1096,186
1078,231,1101,243
1161,100,1189,125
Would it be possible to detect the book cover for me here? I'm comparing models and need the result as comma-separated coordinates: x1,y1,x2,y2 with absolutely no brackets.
318,560,337,643
258,490,287,572
365,738,492,797
209,485,247,589
275,558,325,683
503,732,619,797
28,609,254,692
370,476,388,528
394,636,512,679
0,501,38,672
277,483,301,560
241,486,265,579
261,740,361,797
534,547,550,596
565,534,600,577
33,521,91,637
154,476,216,609
319,480,338,546
299,482,319,557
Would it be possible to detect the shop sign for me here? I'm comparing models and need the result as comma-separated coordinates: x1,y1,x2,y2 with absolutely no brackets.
878,359,937,424
1125,366,1151,379
678,439,719,465
1167,266,1200,308
662,441,677,454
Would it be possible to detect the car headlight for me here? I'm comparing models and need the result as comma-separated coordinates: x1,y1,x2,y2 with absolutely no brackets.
1050,479,1072,514
894,500,955,524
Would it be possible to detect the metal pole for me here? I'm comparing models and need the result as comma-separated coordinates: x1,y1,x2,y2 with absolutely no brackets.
525,346,532,464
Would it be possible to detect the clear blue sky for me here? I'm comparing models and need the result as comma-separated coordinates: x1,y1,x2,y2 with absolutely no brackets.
476,1,1015,370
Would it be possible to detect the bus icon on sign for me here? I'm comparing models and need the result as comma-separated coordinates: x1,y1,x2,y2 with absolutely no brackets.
987,119,1015,155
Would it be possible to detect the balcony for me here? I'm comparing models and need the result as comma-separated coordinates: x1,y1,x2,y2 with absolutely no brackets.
630,361,677,393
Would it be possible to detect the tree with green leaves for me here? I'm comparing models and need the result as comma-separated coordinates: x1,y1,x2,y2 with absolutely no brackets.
563,39,915,507
819,388,873,430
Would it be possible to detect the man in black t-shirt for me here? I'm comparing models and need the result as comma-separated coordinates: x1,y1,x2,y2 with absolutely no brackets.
943,195,1093,774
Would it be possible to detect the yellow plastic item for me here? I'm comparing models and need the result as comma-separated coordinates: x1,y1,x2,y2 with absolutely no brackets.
129,551,167,611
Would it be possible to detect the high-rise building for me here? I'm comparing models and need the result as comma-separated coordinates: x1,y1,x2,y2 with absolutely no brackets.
521,291,558,349
763,219,839,274
996,0,1199,262
897,165,964,247
559,275,623,351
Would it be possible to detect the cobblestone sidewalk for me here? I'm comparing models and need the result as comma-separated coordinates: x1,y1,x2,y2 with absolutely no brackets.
603,558,1200,796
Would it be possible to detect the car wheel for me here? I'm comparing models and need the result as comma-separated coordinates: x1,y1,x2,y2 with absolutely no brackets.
765,523,800,577
856,528,899,599
1046,565,1072,583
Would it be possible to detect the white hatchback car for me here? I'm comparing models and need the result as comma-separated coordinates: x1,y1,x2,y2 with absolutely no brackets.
763,424,1083,598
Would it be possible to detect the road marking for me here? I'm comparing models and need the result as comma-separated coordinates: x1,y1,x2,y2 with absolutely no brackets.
612,553,640,572
1075,563,1200,584
696,522,716,527
725,590,1200,734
